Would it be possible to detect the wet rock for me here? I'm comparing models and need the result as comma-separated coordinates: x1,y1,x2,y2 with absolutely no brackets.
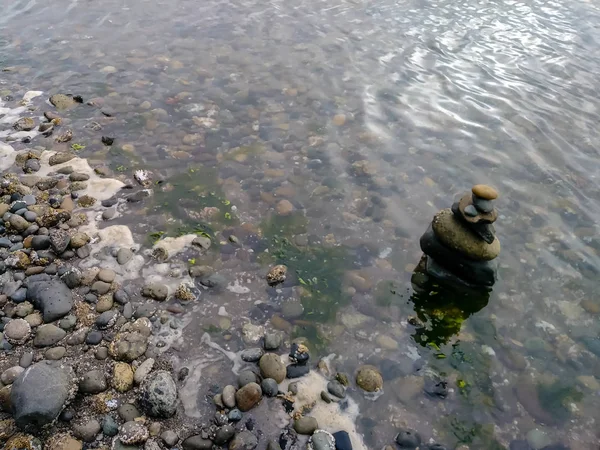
238,370,258,387
96,310,118,329
267,440,283,450
117,248,134,265
120,421,149,445
424,375,448,398
356,365,383,392
242,323,264,345
235,382,262,411
276,199,294,216
526,428,551,450
228,409,242,422
286,364,309,379
241,347,264,362
229,431,258,450
61,269,81,289
308,430,335,450
182,435,213,449
139,371,178,418
327,380,346,398
33,324,66,347
98,268,116,283
289,342,310,365
86,330,103,345
259,353,286,383
69,233,89,249
49,229,70,254
266,264,287,286
264,331,282,350
432,209,500,260
9,215,29,232
142,283,168,301
13,117,35,131
10,361,74,430
49,94,77,110
72,418,101,442
261,378,279,397
294,416,318,435
214,425,235,445
92,281,111,295
395,429,421,449
26,276,73,322
192,236,211,251
222,385,236,408
79,370,108,394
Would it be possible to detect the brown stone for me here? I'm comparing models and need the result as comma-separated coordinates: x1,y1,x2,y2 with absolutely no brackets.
235,382,262,411
458,193,498,224
432,209,500,261
472,184,498,200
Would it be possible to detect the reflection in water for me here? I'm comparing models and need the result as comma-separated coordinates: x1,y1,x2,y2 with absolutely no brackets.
410,256,490,347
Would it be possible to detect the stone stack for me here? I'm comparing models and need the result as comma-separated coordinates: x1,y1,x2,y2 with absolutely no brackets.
419,184,501,287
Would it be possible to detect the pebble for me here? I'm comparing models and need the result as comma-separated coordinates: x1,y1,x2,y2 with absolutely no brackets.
117,248,134,265
286,364,310,379
80,369,108,394
472,184,498,200
4,318,31,344
327,380,346,398
241,347,265,362
264,331,282,350
114,289,129,304
118,403,142,422
267,440,283,450
259,353,286,383
276,199,294,216
161,430,179,447
238,370,258,387
261,378,279,397
235,382,262,411
526,428,552,450
45,346,66,360
396,429,421,448
333,431,352,450
214,425,235,445
142,283,169,301
294,416,318,435
222,385,237,408
33,324,66,347
182,435,214,449
132,358,154,385
119,421,149,445
86,330,103,345
472,196,494,213
229,431,258,450
309,430,335,450
95,346,109,360
102,415,119,437
1,366,24,385
228,409,242,422
356,365,383,392
92,281,111,295
19,351,33,368
139,370,178,418
72,418,101,442
113,362,134,392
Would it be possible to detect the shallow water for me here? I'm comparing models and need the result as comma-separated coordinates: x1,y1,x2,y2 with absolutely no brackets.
2,0,600,447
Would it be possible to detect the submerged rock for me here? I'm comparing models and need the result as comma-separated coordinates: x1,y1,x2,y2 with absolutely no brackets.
356,365,383,392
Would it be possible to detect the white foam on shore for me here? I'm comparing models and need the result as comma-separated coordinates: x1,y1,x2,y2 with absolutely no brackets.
0,91,43,139
37,151,125,201
0,143,17,171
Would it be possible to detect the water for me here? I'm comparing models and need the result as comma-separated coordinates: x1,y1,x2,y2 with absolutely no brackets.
2,0,600,447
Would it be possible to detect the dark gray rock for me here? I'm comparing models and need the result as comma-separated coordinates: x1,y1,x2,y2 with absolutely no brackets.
139,370,177,418
182,435,213,449
86,330,103,345
327,380,346,398
118,403,142,422
49,229,70,254
96,310,118,329
264,332,282,350
31,236,51,250
102,414,119,437
10,360,74,430
261,378,279,397
241,347,264,362
80,369,108,394
228,409,242,422
395,429,421,448
10,287,27,303
286,364,309,379
26,276,73,322
61,269,81,289
214,425,235,445
237,370,258,387
114,289,129,304
72,418,101,442
332,431,352,450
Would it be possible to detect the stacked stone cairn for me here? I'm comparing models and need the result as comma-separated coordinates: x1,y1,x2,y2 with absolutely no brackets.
419,184,501,288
